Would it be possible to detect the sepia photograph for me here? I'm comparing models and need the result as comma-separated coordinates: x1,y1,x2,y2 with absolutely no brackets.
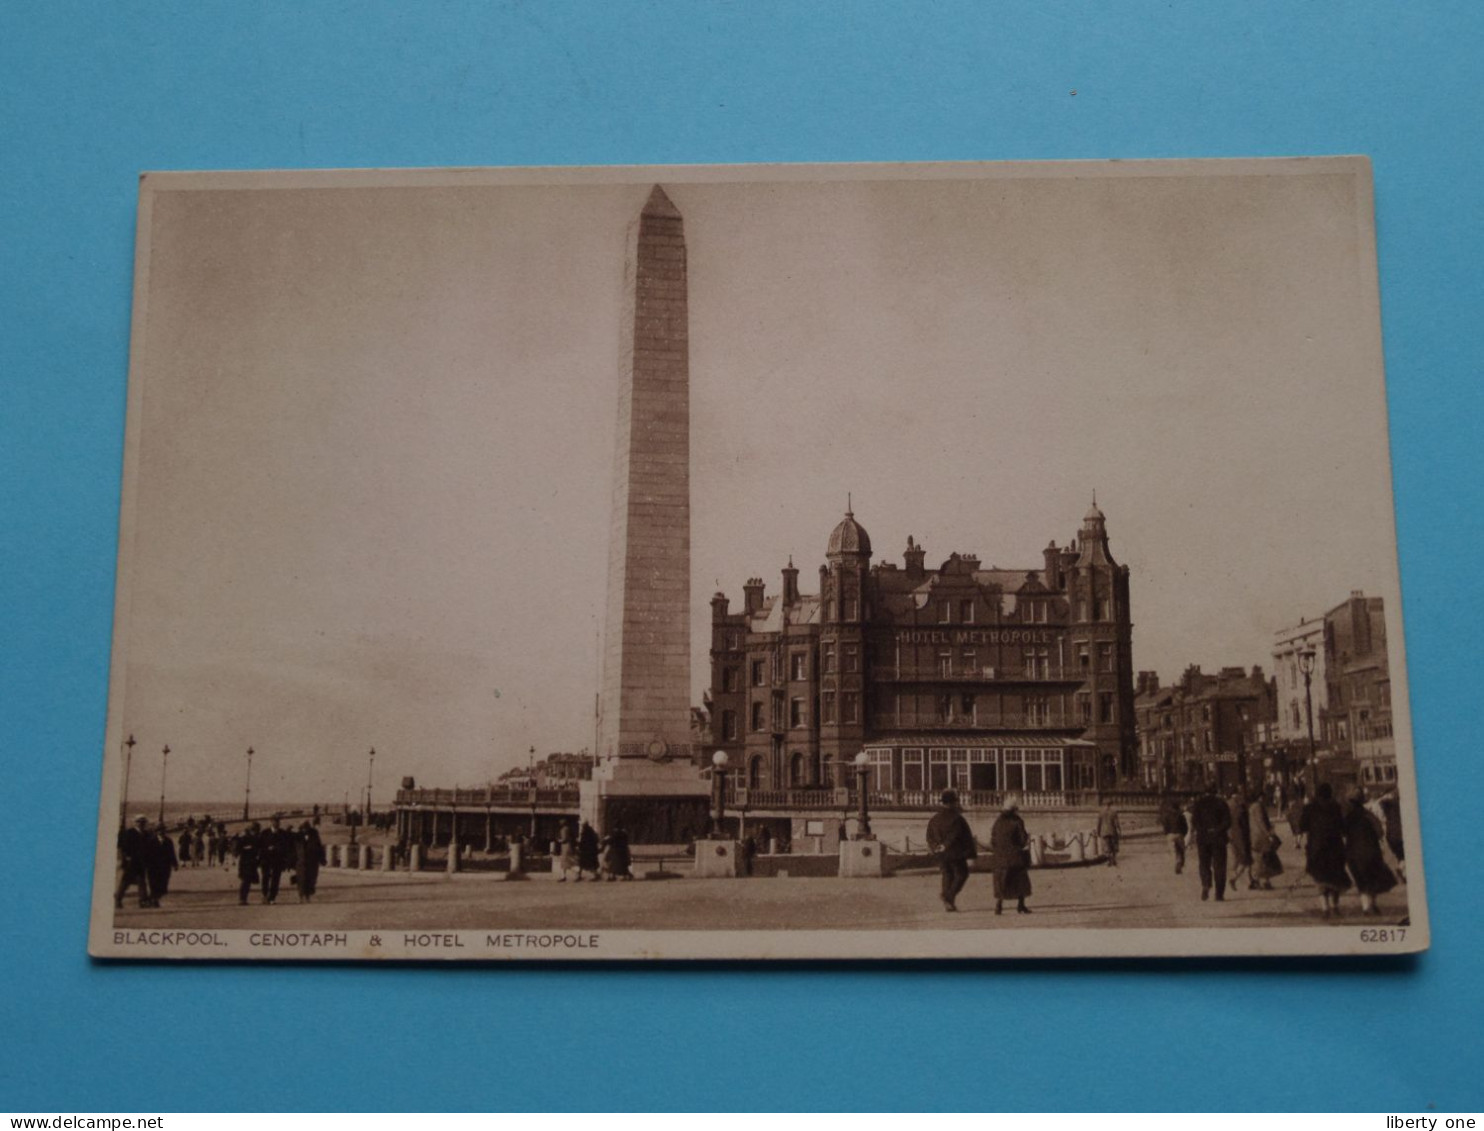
89,158,1426,960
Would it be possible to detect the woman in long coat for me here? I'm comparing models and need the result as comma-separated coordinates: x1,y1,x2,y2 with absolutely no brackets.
294,822,325,902
1343,788,1396,916
1299,782,1351,918
577,821,601,881
989,796,1032,915
1248,794,1283,889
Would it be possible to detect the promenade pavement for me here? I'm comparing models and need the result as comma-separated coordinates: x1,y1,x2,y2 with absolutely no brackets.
114,831,1409,932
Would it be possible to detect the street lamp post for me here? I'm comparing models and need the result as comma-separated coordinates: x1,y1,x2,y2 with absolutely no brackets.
243,746,253,821
347,789,356,847
852,750,872,840
1298,647,1318,795
120,733,136,828
366,746,375,824
711,750,730,836
158,744,170,826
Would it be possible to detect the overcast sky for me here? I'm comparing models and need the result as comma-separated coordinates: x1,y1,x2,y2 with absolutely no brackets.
108,161,1402,805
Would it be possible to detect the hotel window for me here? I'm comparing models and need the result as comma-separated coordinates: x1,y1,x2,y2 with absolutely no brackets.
962,648,977,674
929,748,951,790
936,694,953,721
969,748,997,790
721,667,738,693
866,748,893,791
790,697,805,728
938,651,953,677
751,660,765,687
960,599,975,624
842,692,859,724
722,710,738,741
750,702,764,731
772,691,785,725
822,691,836,724
902,748,925,791
1077,693,1092,723
1027,696,1049,725
790,652,807,681
845,645,859,673
825,599,836,621
1098,692,1114,722
844,595,858,620
1077,644,1091,672
1098,643,1114,672
940,600,952,624
1093,596,1106,620
961,693,977,722
824,643,836,673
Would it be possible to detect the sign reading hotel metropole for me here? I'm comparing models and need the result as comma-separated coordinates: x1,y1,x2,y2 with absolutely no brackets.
89,158,1428,961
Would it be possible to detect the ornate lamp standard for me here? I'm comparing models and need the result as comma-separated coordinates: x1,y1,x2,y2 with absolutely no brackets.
852,750,873,840
120,733,136,828
1298,647,1318,793
366,746,375,824
710,749,730,836
158,744,170,826
243,746,254,821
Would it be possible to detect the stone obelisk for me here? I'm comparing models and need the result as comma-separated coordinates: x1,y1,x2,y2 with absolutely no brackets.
582,185,709,840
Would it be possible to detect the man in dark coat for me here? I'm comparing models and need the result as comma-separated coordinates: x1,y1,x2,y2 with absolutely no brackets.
1300,782,1351,919
148,824,178,903
114,815,154,909
989,796,1032,915
926,790,977,912
256,817,288,904
1190,784,1232,902
234,823,261,905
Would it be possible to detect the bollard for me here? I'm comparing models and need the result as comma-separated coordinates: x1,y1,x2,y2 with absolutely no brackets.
359,843,371,871
409,844,423,872
1072,833,1086,862
1029,834,1044,867
329,843,342,869
381,845,395,872
447,844,460,874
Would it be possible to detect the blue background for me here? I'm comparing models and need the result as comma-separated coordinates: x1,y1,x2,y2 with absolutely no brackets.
2,1,1481,1112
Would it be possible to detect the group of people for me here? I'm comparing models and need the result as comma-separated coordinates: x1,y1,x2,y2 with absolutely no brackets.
114,812,327,909
1162,781,1401,916
231,815,327,905
1160,786,1286,898
927,790,1033,915
553,820,633,882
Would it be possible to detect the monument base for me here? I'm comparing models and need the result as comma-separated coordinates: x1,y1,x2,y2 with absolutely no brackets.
579,761,711,843
839,837,888,878
693,838,742,878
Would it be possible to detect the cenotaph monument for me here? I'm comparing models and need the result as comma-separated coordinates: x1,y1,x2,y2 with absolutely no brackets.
579,185,711,843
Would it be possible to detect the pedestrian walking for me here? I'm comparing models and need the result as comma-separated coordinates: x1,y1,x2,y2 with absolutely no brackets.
610,825,633,880
926,790,977,913
1299,782,1351,919
1248,793,1283,889
1343,787,1396,917
556,821,578,881
293,821,325,902
234,823,261,906
988,794,1032,915
1160,796,1189,874
114,815,155,909
257,815,288,904
148,823,178,903
177,827,193,869
1097,801,1122,867
576,821,601,881
1285,792,1307,851
1190,784,1232,901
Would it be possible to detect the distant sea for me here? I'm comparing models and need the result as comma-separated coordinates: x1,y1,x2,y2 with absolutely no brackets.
113,799,338,827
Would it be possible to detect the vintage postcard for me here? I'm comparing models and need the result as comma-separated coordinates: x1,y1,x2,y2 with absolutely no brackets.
89,158,1427,960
